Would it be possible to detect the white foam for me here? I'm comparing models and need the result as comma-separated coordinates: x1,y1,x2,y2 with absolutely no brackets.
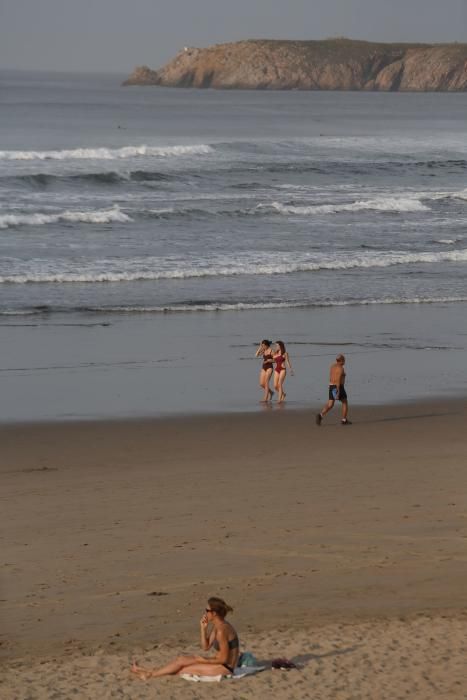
5,296,466,316
91,297,467,313
3,294,467,316
0,144,213,161
1,248,467,284
450,188,467,202
93,301,311,313
148,207,176,215
0,309,44,315
150,295,467,310
0,206,131,229
422,187,467,202
262,196,429,216
319,296,467,307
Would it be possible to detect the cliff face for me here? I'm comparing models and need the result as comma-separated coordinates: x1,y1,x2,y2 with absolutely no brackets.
123,39,467,91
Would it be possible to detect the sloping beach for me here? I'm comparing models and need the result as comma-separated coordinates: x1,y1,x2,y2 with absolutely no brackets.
2,70,467,700
1,401,466,698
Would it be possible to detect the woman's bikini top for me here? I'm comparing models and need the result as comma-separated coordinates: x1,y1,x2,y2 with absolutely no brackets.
212,633,239,651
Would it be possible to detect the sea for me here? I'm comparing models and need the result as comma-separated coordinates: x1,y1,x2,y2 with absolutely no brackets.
1,70,466,421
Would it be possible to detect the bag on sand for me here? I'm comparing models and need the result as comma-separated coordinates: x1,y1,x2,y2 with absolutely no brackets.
238,651,259,667
271,657,297,670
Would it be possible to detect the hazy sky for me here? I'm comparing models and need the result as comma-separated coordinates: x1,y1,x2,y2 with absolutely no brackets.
1,0,467,73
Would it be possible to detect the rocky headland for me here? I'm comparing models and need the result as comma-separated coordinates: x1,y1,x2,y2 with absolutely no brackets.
123,38,467,91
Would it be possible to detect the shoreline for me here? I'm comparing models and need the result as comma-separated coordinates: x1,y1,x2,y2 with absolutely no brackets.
0,391,465,428
1,300,467,424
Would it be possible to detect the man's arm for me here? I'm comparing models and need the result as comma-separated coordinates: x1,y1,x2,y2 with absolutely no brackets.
335,365,344,386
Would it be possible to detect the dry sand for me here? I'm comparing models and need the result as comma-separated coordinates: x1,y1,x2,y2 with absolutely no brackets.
1,400,467,698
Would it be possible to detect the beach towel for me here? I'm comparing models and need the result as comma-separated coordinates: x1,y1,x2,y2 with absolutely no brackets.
180,666,266,682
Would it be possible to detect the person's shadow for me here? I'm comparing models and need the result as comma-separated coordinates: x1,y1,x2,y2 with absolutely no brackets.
256,645,358,669
293,646,358,665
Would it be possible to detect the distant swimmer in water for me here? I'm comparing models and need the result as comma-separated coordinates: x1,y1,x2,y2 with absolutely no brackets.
273,340,294,403
131,597,240,680
316,354,351,425
255,339,274,402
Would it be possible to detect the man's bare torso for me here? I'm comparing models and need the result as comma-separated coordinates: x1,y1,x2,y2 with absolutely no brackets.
329,362,345,386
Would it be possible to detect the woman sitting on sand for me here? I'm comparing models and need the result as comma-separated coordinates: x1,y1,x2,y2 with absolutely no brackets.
255,339,274,402
131,597,240,680
273,340,294,402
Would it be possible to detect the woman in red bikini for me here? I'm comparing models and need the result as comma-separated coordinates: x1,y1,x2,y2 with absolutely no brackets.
273,340,294,402
255,339,274,402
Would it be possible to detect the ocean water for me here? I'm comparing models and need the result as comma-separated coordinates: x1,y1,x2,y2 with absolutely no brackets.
0,71,466,421
1,71,467,317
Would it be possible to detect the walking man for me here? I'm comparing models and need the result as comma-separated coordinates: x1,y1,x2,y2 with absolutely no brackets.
316,354,351,426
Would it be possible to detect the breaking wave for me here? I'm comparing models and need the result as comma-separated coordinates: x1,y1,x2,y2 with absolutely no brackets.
2,295,467,316
1,248,466,284
0,206,130,229
80,296,467,313
0,144,213,161
261,197,430,216
7,170,174,187
442,188,467,202
435,237,464,245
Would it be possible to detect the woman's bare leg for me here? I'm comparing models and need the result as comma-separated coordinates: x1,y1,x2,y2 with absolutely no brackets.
277,371,287,402
260,369,273,402
264,368,273,401
178,663,231,677
273,371,280,397
259,369,267,401
131,655,198,679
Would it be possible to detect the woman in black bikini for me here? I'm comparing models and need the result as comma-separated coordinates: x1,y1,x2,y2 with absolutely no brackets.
255,339,274,402
131,597,240,680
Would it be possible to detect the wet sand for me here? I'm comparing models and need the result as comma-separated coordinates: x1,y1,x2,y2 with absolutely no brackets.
1,399,467,698
1,301,466,422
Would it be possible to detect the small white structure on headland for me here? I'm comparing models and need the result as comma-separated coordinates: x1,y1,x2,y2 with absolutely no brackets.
182,47,199,57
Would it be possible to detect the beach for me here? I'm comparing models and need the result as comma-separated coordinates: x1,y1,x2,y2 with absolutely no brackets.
1,71,467,698
2,400,466,698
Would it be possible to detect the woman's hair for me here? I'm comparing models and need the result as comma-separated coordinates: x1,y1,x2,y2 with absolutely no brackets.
208,597,233,618
261,339,271,347
275,340,286,354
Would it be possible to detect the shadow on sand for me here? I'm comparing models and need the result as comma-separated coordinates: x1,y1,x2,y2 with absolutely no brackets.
360,411,457,425
256,645,358,669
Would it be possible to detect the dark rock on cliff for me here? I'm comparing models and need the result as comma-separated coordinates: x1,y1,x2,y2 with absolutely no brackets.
123,65,159,85
123,38,467,92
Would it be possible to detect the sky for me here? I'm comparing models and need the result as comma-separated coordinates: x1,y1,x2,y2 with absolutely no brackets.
1,0,467,73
